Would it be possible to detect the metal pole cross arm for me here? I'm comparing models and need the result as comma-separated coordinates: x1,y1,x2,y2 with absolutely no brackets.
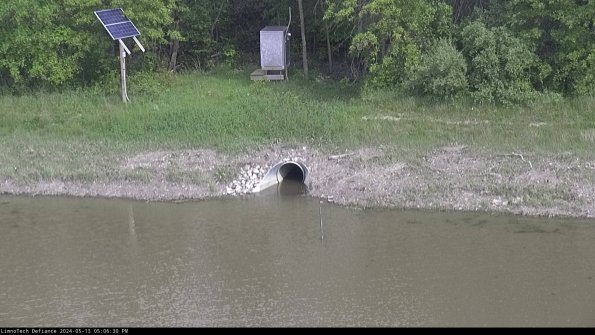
119,39,131,56
133,36,145,53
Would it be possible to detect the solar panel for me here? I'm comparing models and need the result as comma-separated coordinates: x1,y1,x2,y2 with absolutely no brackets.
95,8,140,40
95,8,127,25
105,21,140,40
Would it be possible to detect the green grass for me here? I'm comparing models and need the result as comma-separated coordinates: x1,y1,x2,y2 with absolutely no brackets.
1,67,594,156
1,68,594,217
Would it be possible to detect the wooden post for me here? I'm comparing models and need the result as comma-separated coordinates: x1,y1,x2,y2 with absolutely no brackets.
119,41,128,103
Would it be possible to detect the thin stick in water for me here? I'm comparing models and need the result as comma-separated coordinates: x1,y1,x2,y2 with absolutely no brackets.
319,204,324,240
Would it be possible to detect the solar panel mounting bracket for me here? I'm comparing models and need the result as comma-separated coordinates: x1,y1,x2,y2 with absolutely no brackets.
133,36,145,53
118,39,131,56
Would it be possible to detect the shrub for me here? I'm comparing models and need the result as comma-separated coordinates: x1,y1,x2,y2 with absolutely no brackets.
407,39,468,100
460,21,541,105
568,50,595,96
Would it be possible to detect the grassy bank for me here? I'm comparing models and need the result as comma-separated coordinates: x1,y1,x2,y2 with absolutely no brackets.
1,68,594,217
2,67,594,154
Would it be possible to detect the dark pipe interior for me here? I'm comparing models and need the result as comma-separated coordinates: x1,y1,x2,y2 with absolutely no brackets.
278,162,305,182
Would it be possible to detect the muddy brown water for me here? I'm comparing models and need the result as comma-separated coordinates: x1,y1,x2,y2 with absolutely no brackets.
1,187,595,327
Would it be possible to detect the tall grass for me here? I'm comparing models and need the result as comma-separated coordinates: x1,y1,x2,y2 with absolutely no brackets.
1,68,594,155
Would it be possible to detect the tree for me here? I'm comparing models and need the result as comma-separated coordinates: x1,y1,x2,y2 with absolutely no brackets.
0,0,103,87
0,0,173,89
460,21,540,105
448,0,486,23
324,0,452,87
298,0,309,79
323,0,333,72
475,0,595,95
166,0,232,71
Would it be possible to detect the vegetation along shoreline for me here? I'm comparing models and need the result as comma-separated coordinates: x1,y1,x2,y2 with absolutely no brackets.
1,2,594,219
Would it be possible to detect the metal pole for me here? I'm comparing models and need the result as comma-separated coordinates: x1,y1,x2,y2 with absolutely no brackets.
319,204,324,240
119,41,128,103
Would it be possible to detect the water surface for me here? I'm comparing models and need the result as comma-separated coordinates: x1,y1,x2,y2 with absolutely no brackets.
1,192,594,327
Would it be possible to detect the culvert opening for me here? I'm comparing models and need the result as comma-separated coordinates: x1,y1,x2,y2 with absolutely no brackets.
278,162,305,182
253,160,309,193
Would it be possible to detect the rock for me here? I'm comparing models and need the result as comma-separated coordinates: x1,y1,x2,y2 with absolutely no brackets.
492,198,508,206
512,196,523,205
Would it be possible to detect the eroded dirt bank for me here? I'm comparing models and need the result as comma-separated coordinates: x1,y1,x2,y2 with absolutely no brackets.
2,145,594,218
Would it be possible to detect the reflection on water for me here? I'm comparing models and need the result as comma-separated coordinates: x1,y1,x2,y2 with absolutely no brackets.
264,179,307,196
0,194,594,327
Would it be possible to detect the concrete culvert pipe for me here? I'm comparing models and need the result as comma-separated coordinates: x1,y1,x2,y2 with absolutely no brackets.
253,160,309,193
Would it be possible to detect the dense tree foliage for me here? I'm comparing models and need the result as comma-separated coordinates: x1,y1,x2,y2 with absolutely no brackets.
0,0,593,103
459,21,541,105
0,0,172,89
486,0,595,96
325,0,452,87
